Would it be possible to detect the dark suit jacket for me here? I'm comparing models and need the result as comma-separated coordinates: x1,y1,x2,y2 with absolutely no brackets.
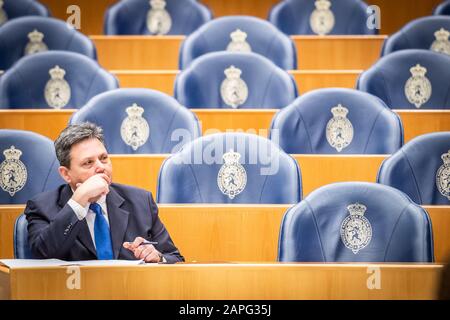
24,183,184,263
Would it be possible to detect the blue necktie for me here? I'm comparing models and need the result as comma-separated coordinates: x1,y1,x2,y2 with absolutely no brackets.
89,203,114,260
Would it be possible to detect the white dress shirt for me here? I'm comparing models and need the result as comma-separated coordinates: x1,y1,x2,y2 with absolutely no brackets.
68,195,108,249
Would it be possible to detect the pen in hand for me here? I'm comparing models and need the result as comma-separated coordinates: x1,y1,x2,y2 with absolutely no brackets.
139,239,158,246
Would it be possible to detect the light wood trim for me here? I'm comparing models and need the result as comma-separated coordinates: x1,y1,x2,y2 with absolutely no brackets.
396,110,450,143
112,70,179,96
1,205,449,263
0,263,442,300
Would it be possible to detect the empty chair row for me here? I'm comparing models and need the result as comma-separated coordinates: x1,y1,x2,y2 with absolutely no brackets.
0,0,48,27
1,129,449,205
2,49,450,110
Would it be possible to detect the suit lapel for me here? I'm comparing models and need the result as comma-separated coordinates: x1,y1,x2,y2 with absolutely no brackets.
58,184,97,257
106,186,130,259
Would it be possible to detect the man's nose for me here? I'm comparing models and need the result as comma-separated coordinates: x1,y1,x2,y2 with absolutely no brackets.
94,159,106,173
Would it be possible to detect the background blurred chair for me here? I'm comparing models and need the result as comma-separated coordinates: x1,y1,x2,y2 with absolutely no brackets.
278,182,434,262
70,88,201,154
268,0,376,35
157,132,302,204
434,1,450,15
381,16,450,56
0,129,63,204
357,49,450,109
0,51,118,109
175,51,298,109
378,132,450,205
179,15,296,70
14,214,32,258
0,0,49,27
0,16,97,71
269,88,403,154
104,0,211,35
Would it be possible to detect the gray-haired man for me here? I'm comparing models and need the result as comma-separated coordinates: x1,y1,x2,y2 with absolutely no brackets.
25,122,184,263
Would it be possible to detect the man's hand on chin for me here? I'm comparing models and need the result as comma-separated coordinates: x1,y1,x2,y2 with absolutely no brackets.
71,173,111,206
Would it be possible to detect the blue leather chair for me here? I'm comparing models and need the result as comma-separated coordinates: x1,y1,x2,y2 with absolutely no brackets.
381,16,450,56
269,88,403,154
357,49,450,109
278,182,434,262
157,132,302,204
268,0,376,35
179,16,296,70
378,132,450,205
434,1,450,15
70,88,201,153
175,51,298,109
0,129,63,204
0,0,49,27
104,0,211,35
0,51,118,109
0,16,97,71
14,214,32,258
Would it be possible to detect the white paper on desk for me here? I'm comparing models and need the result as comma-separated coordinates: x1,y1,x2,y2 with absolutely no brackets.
64,259,145,266
0,259,73,268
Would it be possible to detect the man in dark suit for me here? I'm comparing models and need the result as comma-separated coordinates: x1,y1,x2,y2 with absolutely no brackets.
25,122,184,263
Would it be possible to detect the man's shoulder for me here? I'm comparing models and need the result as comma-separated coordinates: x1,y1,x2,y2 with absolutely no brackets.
28,184,67,205
110,183,153,199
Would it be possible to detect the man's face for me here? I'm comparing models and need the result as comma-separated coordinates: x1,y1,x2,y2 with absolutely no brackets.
59,138,113,189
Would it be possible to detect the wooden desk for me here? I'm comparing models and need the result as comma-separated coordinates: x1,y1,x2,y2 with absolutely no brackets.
1,205,449,264
0,109,449,143
113,69,361,96
92,35,386,70
0,263,443,300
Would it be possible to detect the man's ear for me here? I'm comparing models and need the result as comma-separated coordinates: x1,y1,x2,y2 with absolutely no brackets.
58,166,71,184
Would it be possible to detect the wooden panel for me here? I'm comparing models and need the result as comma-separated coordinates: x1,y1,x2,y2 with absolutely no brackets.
0,266,10,300
91,36,183,70
293,36,386,70
294,155,386,195
2,205,449,263
0,263,442,300
0,109,448,144
0,110,73,141
92,36,384,70
397,110,450,143
113,70,361,96
202,0,279,19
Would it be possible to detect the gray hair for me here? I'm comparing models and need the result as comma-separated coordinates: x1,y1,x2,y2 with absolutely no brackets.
54,122,105,168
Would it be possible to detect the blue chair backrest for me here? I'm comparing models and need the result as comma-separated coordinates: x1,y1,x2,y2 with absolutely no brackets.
381,16,450,56
0,16,97,71
268,0,376,35
269,88,403,154
357,49,450,109
377,132,450,205
0,129,63,204
104,0,212,35
0,51,118,109
14,213,32,259
157,132,302,204
70,88,201,154
434,1,450,15
0,0,49,27
175,51,298,109
179,15,297,70
278,182,434,262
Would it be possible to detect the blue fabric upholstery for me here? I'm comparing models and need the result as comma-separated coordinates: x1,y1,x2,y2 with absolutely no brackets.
0,51,118,109
70,88,201,154
434,1,450,15
377,132,450,205
0,129,63,204
14,213,32,258
381,16,450,56
157,132,302,204
104,0,211,35
179,16,297,70
269,88,403,154
278,182,434,262
357,49,450,109
268,0,376,35
0,0,49,27
175,51,298,109
0,16,97,71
